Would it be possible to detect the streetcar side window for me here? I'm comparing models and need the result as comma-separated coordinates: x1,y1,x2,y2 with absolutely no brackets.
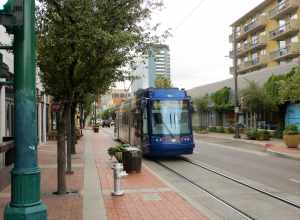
143,109,148,135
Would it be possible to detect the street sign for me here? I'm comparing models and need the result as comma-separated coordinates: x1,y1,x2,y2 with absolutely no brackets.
0,0,9,10
234,106,240,113
51,103,61,112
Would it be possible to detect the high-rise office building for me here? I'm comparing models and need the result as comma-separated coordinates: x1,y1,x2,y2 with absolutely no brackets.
131,44,171,93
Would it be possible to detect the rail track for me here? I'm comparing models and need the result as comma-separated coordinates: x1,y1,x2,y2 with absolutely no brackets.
154,157,300,220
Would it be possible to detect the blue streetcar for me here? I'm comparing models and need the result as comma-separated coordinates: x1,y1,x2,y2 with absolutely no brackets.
114,88,194,157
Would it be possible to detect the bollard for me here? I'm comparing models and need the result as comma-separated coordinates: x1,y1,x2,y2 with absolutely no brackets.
112,162,127,196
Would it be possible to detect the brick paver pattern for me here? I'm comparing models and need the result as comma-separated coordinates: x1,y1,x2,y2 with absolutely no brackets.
0,140,84,220
0,130,208,220
92,130,208,220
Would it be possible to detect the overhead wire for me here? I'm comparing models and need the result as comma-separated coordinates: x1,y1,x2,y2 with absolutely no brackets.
173,0,207,32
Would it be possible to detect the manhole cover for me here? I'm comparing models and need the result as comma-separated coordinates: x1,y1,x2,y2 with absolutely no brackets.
143,193,161,201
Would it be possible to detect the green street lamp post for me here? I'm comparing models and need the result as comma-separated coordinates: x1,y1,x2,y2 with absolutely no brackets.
0,0,47,219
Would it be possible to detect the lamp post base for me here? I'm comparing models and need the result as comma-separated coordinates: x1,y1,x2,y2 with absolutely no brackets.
4,202,47,220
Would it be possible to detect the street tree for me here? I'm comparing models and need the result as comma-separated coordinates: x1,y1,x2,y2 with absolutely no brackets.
279,65,300,104
155,75,172,88
37,0,164,194
241,81,277,128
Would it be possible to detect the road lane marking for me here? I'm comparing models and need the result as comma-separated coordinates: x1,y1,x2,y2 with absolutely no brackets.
195,140,267,156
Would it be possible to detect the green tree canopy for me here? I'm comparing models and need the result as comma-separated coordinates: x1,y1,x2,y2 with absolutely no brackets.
193,95,209,112
264,68,295,105
154,75,172,88
241,81,277,113
210,87,233,112
279,65,300,104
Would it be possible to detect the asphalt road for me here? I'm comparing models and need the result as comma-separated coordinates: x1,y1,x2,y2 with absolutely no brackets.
102,127,300,219
103,127,300,200
191,137,300,201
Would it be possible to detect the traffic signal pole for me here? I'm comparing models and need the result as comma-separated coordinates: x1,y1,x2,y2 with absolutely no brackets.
4,0,47,219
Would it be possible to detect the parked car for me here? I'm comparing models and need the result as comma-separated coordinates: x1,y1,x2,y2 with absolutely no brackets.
101,120,111,128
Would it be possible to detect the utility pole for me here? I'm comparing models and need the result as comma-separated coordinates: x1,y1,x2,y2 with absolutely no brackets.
233,27,240,139
0,1,47,219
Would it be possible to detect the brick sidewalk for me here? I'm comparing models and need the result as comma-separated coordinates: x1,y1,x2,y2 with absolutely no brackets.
195,132,300,160
0,140,84,220
91,131,208,220
0,130,208,220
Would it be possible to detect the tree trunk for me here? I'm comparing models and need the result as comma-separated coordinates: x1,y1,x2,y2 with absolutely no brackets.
66,103,73,174
57,104,67,194
80,103,84,134
71,103,76,154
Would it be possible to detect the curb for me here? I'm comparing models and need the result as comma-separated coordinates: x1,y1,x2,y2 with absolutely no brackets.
195,133,300,161
266,148,300,162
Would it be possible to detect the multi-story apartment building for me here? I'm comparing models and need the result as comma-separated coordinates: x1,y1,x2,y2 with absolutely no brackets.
99,89,130,111
131,44,171,93
230,0,300,75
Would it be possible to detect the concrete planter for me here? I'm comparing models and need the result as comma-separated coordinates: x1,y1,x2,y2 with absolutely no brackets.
283,134,300,148
93,126,99,133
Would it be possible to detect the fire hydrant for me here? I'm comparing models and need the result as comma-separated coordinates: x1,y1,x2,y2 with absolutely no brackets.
112,163,127,196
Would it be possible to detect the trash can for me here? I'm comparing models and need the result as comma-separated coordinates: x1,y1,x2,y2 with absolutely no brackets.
122,147,142,173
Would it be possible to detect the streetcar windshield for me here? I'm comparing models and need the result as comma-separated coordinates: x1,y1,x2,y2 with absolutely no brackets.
151,100,191,135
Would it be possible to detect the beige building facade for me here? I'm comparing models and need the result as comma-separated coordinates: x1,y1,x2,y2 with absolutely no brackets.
230,0,300,75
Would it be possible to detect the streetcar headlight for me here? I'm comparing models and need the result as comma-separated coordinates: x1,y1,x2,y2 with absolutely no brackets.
180,136,192,143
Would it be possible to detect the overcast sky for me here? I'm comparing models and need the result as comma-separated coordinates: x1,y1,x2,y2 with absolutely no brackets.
151,0,263,90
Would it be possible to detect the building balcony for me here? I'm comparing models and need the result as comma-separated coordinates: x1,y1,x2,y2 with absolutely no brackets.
269,19,300,41
230,55,268,74
270,42,300,61
229,15,267,43
230,35,268,58
243,15,267,35
269,0,300,19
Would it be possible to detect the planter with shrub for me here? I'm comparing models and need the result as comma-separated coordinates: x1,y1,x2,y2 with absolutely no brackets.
283,124,300,148
107,144,129,162
93,123,100,133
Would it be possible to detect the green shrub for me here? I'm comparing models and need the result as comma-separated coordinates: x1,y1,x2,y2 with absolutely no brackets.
257,130,271,140
246,129,258,140
107,144,129,162
273,129,283,139
216,127,225,133
225,127,234,134
208,127,217,132
284,124,299,135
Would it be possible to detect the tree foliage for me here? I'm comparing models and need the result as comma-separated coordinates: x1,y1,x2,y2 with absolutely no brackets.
241,81,277,113
36,0,165,194
264,68,295,105
279,65,300,104
193,95,209,112
154,75,172,88
210,87,233,112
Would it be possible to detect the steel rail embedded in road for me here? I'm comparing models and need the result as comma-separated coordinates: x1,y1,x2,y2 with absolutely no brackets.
154,160,256,220
182,157,300,209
